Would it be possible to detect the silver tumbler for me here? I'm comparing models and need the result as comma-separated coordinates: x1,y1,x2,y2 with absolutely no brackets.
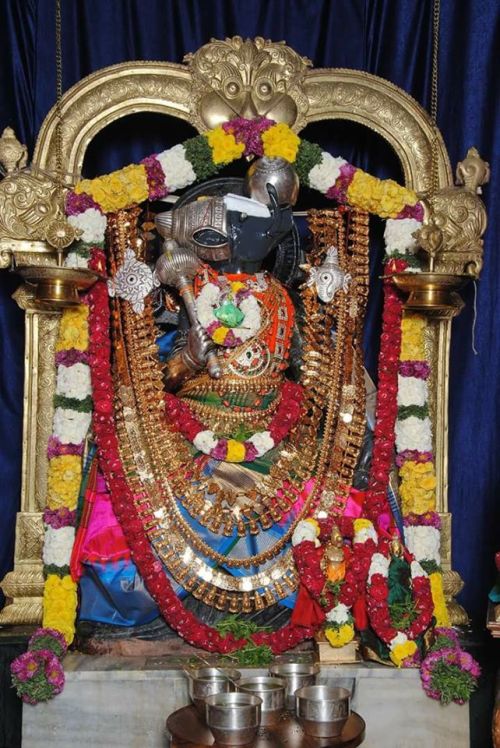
295,684,350,738
268,662,320,710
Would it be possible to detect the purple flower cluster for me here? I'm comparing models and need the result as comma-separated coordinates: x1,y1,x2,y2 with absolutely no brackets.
47,436,84,460
397,202,424,222
399,360,431,379
29,627,68,657
55,348,89,367
65,190,101,216
43,506,77,529
210,439,228,461
420,643,480,704
326,163,357,202
403,511,441,529
141,154,168,200
395,449,433,467
222,116,275,157
432,626,461,646
11,648,65,704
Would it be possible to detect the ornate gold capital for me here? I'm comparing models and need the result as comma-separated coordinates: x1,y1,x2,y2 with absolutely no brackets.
419,148,489,277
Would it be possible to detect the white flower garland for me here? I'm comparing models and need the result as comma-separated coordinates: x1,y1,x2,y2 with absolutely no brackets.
308,153,347,193
325,602,351,625
42,526,76,567
292,519,321,547
67,207,107,244
397,375,428,407
56,362,92,400
157,144,197,192
404,525,441,565
195,282,261,346
384,218,422,255
52,407,92,445
367,552,391,583
395,415,433,452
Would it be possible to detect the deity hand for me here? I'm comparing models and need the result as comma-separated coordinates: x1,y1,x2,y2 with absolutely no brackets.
163,323,216,392
181,323,215,372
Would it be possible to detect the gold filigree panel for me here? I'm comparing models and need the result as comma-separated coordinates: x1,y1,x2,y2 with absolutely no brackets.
185,36,311,131
304,70,452,193
19,309,60,513
15,512,44,561
33,62,193,176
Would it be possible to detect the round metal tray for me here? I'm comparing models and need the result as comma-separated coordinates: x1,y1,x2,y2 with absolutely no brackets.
167,704,365,748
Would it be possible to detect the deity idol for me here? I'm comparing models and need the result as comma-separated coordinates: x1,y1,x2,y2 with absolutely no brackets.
76,157,373,639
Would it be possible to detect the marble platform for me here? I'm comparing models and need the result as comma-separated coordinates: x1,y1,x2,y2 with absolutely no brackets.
22,654,470,748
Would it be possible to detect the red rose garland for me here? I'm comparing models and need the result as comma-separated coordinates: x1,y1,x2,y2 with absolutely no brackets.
164,380,304,463
366,537,434,660
364,258,407,525
86,259,314,653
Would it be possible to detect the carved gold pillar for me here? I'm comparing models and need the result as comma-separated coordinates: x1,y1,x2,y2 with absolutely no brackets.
433,311,469,624
393,146,489,625
0,253,61,625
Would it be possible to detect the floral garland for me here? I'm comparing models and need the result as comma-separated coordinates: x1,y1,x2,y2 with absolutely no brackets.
69,117,423,223
87,260,315,655
291,517,378,648
196,277,261,348
420,627,480,704
11,228,105,703
16,118,443,702
11,628,67,704
396,311,450,628
165,380,303,463
40,243,97,644
366,543,433,666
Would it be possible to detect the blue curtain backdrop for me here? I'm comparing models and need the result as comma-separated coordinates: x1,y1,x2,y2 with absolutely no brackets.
0,0,498,621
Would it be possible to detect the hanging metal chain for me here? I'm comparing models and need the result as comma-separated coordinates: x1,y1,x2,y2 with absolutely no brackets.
429,0,441,197
54,0,63,184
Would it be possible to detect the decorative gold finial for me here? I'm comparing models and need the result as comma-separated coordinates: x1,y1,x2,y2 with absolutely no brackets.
0,127,28,174
456,147,490,194
185,36,312,131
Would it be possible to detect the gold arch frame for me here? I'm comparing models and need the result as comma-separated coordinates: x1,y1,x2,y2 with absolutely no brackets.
0,38,471,625
33,61,452,194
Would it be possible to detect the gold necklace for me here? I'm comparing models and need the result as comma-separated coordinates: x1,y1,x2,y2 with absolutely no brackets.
105,207,370,607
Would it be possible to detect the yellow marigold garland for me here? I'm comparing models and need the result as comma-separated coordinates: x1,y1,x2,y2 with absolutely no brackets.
390,639,418,667
47,455,83,510
325,624,355,647
399,461,436,515
429,571,451,627
205,126,245,164
42,574,78,645
346,170,417,219
261,122,301,162
76,164,149,213
400,314,426,361
56,305,89,351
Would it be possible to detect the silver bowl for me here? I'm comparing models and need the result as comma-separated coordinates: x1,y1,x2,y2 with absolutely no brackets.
205,692,262,746
295,685,350,738
238,676,286,726
268,662,320,710
187,668,241,714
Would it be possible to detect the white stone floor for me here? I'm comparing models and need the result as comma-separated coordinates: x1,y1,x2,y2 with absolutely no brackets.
22,654,470,748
